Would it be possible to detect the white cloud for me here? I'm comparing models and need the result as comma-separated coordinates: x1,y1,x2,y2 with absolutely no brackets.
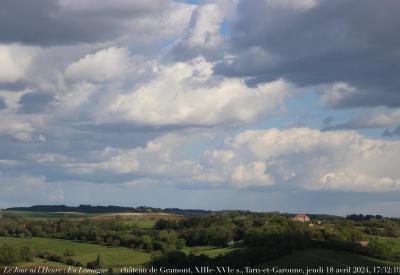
0,90,26,110
221,128,400,192
68,131,216,181
354,110,400,128
169,0,237,60
319,82,360,108
65,47,130,82
324,108,400,130
17,127,400,192
231,162,274,187
0,114,45,142
317,172,400,192
185,3,224,49
0,45,33,83
97,58,288,126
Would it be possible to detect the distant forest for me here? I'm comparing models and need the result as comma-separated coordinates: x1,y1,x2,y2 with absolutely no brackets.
5,205,213,216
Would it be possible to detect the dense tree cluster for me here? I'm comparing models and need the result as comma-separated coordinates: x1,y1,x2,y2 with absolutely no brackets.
1,211,400,267
346,214,384,221
6,205,212,216
0,244,33,265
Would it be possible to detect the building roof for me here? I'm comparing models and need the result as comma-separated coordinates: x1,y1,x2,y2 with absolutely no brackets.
294,214,309,218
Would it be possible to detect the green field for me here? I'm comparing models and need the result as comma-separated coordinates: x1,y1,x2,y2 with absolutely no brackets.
0,236,151,268
3,211,165,229
263,248,400,268
371,236,400,254
182,245,237,258
122,219,157,229
17,258,71,268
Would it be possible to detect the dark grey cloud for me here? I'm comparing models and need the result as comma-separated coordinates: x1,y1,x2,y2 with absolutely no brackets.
18,92,54,113
0,0,170,45
215,0,400,108
383,126,400,137
322,117,334,126
0,82,28,91
0,97,6,110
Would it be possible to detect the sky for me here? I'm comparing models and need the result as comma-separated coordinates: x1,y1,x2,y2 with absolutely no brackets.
1,0,400,216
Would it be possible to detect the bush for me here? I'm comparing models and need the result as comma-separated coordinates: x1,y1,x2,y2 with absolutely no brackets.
20,247,33,261
86,254,103,269
0,244,17,265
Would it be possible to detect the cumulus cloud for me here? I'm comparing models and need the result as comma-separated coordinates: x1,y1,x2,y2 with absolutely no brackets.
64,131,273,189
317,172,400,193
0,45,33,83
230,162,274,187
66,131,219,183
1,0,399,213
96,58,288,126
216,0,400,108
65,47,131,82
323,109,400,131
220,128,400,192
0,114,45,142
170,0,237,60
54,128,400,192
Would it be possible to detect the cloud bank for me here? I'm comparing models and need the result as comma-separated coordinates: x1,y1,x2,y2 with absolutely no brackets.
0,0,399,213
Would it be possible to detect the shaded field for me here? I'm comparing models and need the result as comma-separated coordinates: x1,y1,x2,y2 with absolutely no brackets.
263,248,400,268
2,211,93,220
0,236,151,268
182,245,237,258
17,258,71,268
3,211,182,225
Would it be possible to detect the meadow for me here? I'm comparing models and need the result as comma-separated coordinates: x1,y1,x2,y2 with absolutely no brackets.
0,236,151,269
3,211,178,229
264,248,400,268
182,245,237,258
371,236,400,255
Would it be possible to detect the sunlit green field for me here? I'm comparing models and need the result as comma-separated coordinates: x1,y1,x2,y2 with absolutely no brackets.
122,219,157,229
0,237,151,268
370,236,400,254
3,211,170,229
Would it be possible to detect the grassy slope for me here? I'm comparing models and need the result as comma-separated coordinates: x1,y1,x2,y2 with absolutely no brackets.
182,245,237,258
263,249,400,268
122,219,157,229
0,236,151,268
371,236,400,254
3,211,171,229
17,258,71,268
